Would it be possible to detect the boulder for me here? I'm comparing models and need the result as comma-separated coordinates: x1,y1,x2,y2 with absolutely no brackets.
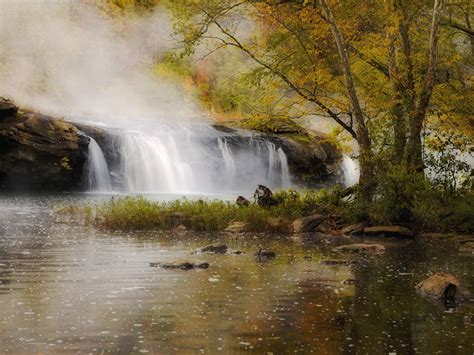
334,243,385,254
415,273,461,301
254,249,276,261
0,99,89,191
197,244,228,254
363,226,413,238
150,261,209,270
225,221,247,233
236,196,250,207
341,222,367,236
292,214,326,233
254,185,276,207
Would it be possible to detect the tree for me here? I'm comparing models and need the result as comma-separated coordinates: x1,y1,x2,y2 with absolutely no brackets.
167,0,469,194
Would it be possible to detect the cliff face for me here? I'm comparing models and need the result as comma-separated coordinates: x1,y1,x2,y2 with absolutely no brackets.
0,98,343,192
0,99,89,191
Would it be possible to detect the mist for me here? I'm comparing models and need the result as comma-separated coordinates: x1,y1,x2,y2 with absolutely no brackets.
0,0,201,127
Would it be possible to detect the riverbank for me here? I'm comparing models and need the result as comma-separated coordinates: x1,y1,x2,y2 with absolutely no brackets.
58,185,474,240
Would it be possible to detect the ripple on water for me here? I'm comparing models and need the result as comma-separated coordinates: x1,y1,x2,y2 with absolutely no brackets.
0,195,473,354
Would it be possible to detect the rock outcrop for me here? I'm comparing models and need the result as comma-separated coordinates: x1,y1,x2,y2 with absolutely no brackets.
292,214,326,233
0,98,89,191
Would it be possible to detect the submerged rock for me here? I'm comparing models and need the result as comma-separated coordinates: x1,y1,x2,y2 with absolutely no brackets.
292,214,326,233
150,261,209,270
197,244,228,254
363,226,413,238
334,243,385,253
254,249,276,261
225,222,247,233
415,273,467,301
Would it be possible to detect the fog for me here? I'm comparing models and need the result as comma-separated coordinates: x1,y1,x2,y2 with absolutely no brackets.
0,0,201,126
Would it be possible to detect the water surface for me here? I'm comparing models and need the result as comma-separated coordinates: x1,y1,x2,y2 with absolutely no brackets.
0,196,473,354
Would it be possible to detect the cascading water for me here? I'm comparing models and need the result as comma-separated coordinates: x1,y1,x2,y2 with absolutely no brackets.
86,137,112,192
85,123,294,194
342,155,359,187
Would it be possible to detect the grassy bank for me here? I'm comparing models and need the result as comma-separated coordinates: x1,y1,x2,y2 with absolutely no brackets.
90,179,474,234
94,189,343,232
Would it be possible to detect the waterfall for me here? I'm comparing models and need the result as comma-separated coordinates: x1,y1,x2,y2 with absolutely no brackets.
118,131,196,193
86,137,112,192
342,155,359,187
278,147,291,188
84,125,294,194
217,137,236,183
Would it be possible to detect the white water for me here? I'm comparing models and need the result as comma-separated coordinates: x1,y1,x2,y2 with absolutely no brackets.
342,155,359,187
86,138,112,192
85,124,294,194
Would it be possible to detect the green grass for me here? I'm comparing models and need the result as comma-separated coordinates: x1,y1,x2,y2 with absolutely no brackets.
95,189,340,232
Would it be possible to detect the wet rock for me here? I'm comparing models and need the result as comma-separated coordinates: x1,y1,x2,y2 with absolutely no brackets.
198,243,228,254
292,214,326,233
416,273,462,301
254,185,276,207
0,99,89,191
149,261,209,270
254,249,276,261
0,97,17,118
334,243,385,253
194,262,210,269
236,196,250,207
363,226,413,238
341,222,367,236
225,221,247,233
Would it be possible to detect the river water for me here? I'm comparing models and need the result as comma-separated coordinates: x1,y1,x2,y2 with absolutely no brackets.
0,195,473,354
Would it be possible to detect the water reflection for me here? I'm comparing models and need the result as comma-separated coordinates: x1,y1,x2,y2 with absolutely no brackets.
0,196,472,353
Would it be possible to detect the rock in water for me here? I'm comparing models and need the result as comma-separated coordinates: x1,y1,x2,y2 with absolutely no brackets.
334,244,385,254
341,222,367,236
254,249,276,261
254,185,276,207
149,261,209,270
197,244,228,254
236,196,250,207
415,273,463,301
292,214,326,233
363,226,413,238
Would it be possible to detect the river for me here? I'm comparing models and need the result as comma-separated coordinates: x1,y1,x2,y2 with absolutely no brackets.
0,195,473,354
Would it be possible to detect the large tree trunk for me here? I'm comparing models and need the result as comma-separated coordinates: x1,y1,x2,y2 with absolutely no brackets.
320,0,374,198
387,30,407,162
406,0,444,170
